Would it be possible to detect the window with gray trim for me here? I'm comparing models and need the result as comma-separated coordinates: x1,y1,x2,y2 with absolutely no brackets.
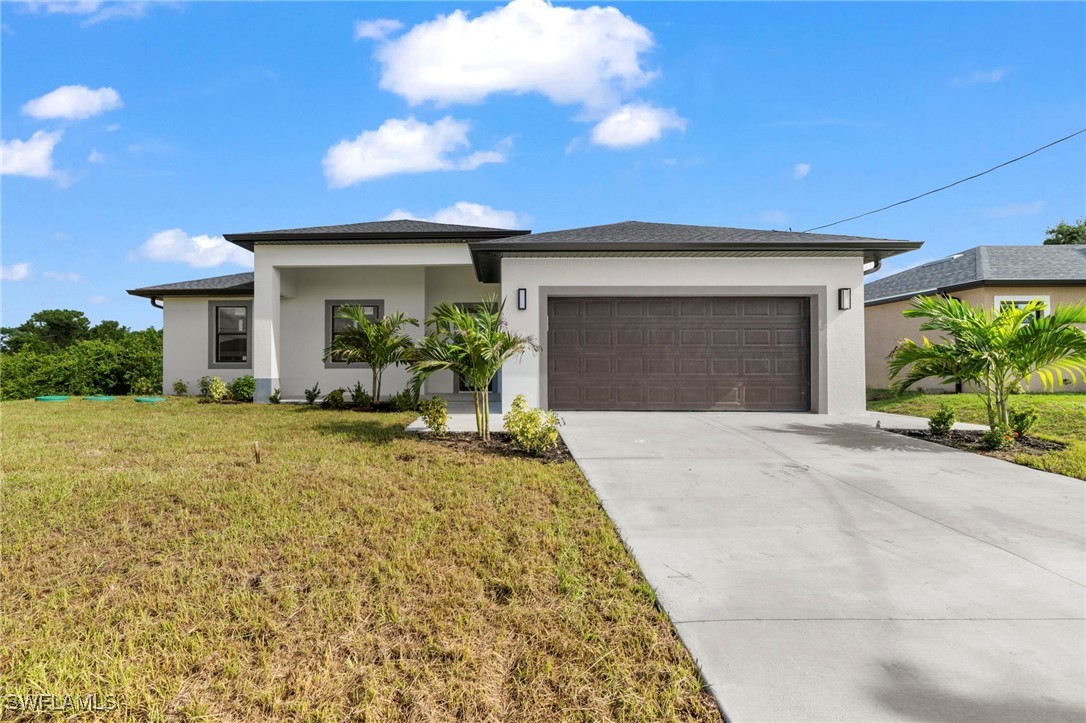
208,301,252,369
325,299,383,367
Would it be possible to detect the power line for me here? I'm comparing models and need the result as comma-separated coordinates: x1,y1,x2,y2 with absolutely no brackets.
803,128,1086,233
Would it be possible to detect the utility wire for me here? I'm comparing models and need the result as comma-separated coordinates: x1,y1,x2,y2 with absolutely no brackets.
803,128,1086,233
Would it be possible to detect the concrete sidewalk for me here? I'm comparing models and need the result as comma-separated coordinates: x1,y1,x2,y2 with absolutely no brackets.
560,411,1085,722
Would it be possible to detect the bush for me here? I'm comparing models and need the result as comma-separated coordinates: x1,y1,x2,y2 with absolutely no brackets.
268,387,281,404
928,403,955,436
1009,403,1039,437
304,382,321,405
207,376,230,403
229,375,256,403
349,381,372,408
322,388,347,410
198,376,213,398
132,377,158,396
981,424,1017,451
418,396,449,435
388,388,417,412
503,394,562,455
172,379,189,396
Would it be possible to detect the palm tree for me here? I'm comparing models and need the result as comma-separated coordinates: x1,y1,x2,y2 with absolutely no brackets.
408,296,539,440
323,308,418,403
888,296,1086,427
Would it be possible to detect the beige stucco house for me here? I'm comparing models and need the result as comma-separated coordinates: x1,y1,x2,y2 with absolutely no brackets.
128,219,920,413
865,245,1086,392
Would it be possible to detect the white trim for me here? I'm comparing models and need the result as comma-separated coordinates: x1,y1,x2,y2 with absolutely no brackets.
994,294,1051,316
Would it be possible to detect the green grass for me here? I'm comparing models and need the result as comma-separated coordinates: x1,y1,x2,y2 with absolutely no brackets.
0,398,717,721
867,390,1086,480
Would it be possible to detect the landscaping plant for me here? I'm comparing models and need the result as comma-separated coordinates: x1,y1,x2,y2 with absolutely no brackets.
387,388,417,412
268,387,281,404
132,377,158,396
207,376,230,402
228,375,256,403
198,375,213,398
927,403,955,436
304,382,321,405
322,388,347,410
410,296,539,441
349,380,372,408
418,396,449,435
172,379,189,396
1009,403,1040,437
323,308,418,404
888,296,1086,428
503,394,562,455
981,424,1018,452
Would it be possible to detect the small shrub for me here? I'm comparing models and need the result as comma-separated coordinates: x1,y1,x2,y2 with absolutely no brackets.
207,376,230,403
198,375,213,398
172,379,189,396
503,394,562,455
268,387,281,404
981,424,1017,452
229,375,257,403
349,381,373,408
322,388,347,410
1009,403,1039,437
388,388,417,412
132,377,158,396
928,403,955,436
418,396,449,435
304,382,321,405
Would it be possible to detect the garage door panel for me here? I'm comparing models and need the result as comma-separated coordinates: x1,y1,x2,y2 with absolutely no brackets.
548,296,809,411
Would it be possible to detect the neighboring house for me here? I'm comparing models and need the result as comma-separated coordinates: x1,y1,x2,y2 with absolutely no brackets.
128,219,919,412
865,245,1086,392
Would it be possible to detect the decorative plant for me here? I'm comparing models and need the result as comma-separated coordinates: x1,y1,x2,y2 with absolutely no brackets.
927,403,955,436
409,296,539,441
132,377,158,396
1008,403,1039,438
198,375,213,398
322,387,347,409
388,388,417,413
503,395,562,455
323,308,418,404
418,396,448,435
981,425,1017,452
348,380,372,408
888,297,1086,428
172,379,189,396
229,375,256,402
304,382,321,405
207,376,230,402
268,387,281,404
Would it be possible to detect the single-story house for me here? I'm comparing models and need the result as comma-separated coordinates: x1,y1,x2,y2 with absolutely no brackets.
865,244,1086,392
128,219,920,413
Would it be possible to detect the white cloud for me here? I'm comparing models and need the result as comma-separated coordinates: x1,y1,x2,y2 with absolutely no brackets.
590,103,686,148
383,201,525,229
322,116,506,187
22,2,152,25
1,263,31,281
23,85,122,120
793,162,811,180
950,69,1007,87
86,295,108,304
87,148,105,163
44,270,83,282
373,0,656,111
131,229,253,269
983,200,1045,219
1,130,63,179
354,18,403,41
758,209,789,225
105,123,121,132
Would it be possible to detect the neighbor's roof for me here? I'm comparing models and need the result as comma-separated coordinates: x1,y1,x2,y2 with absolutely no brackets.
865,245,1086,306
469,221,922,282
127,272,254,299
224,219,530,250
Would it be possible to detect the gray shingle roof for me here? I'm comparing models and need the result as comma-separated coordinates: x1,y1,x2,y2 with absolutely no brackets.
473,220,907,247
230,219,524,236
865,245,1086,304
127,272,254,298
224,219,530,250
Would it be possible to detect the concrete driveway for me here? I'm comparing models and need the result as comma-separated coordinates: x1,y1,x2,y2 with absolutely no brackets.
560,412,1085,722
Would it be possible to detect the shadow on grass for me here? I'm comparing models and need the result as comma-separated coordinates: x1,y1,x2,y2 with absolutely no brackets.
749,423,957,454
296,408,408,445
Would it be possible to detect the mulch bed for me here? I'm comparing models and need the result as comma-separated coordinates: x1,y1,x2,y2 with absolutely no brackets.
413,431,574,464
887,428,1067,462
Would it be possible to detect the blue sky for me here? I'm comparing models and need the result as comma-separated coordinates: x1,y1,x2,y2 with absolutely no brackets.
2,0,1084,330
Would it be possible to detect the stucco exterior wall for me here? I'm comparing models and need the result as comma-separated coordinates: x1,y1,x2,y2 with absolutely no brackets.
864,285,1086,392
498,255,867,414
163,296,254,392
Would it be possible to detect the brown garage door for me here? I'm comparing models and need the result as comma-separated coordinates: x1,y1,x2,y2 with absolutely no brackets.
547,297,810,411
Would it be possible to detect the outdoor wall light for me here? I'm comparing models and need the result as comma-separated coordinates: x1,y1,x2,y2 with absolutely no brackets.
838,287,852,311
517,288,527,310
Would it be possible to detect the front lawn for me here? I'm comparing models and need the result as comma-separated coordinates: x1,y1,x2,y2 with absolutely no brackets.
0,398,717,721
867,390,1086,480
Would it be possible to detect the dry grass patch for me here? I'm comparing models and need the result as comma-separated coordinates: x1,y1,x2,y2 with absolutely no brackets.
1,398,717,721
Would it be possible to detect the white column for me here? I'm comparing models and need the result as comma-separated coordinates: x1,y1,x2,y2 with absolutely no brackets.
253,259,281,402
